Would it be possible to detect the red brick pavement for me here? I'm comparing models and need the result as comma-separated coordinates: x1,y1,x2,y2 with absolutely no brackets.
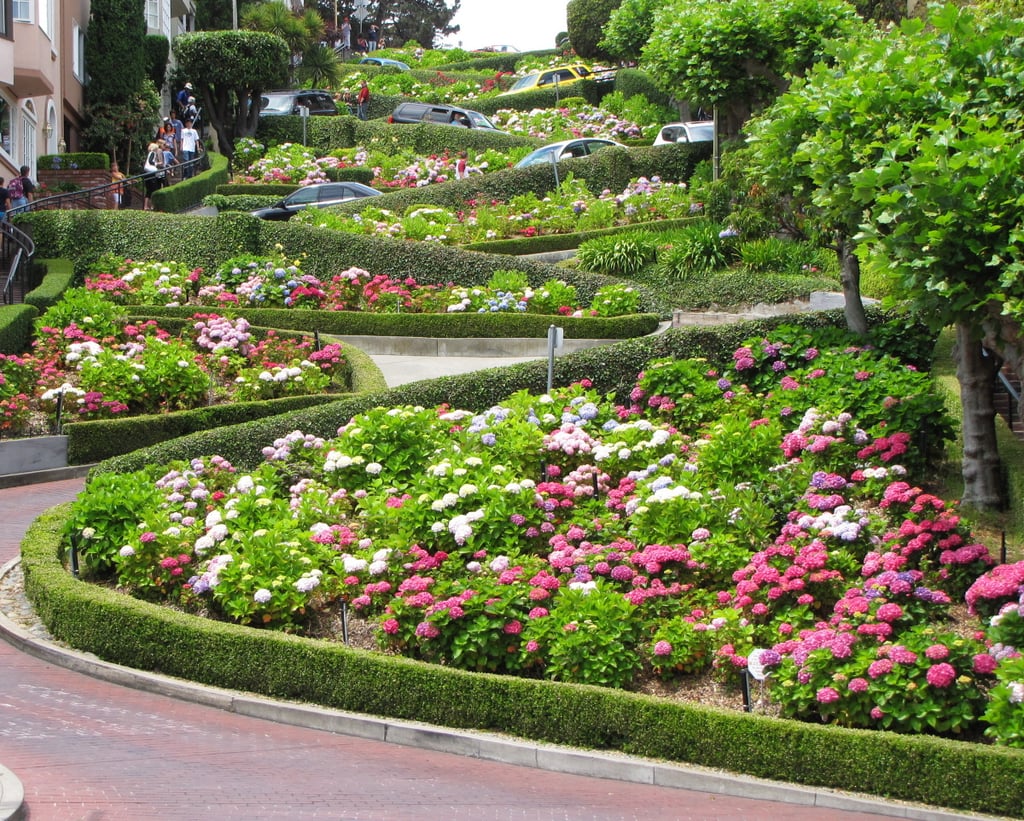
0,480,899,820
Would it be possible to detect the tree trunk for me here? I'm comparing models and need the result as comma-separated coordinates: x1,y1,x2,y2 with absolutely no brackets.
956,321,1005,510
838,235,868,335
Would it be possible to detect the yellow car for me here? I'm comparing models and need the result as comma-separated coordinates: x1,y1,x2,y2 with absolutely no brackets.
500,64,597,96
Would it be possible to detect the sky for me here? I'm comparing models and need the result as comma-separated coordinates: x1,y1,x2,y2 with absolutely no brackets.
443,0,571,53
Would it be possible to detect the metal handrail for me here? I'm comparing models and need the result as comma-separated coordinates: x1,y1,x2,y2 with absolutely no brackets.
7,154,209,217
0,219,36,304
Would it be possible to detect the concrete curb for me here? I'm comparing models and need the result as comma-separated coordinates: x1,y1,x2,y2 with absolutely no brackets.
0,559,999,821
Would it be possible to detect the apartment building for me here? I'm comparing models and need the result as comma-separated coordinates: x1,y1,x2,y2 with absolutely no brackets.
0,0,192,182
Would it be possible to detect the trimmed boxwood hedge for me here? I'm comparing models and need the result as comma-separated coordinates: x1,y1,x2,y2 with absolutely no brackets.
24,259,76,312
124,306,661,340
0,304,37,354
19,501,1024,819
18,212,670,314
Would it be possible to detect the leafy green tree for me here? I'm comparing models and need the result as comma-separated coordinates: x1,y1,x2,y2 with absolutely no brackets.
173,31,290,163
600,0,658,63
641,0,861,135
567,0,622,61
744,4,1024,509
82,0,157,163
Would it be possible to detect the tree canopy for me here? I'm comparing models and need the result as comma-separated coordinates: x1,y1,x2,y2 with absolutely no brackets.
640,0,862,134
740,3,1024,508
173,30,290,162
82,0,159,166
566,0,622,61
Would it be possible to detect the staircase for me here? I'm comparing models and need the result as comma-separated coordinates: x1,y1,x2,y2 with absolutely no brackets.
993,363,1024,437
0,220,37,306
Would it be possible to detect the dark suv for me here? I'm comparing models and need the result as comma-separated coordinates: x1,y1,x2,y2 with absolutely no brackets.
389,102,503,131
259,90,338,117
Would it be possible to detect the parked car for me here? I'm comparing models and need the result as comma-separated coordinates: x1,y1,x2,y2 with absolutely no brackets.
514,138,626,168
473,44,520,53
500,64,611,96
653,121,715,145
359,56,411,71
389,102,504,131
259,90,338,117
250,182,381,221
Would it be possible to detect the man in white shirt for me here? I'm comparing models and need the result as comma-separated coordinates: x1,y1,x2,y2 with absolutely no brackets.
180,119,201,179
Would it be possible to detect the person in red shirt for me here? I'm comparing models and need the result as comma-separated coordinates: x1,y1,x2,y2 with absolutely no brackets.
356,80,370,120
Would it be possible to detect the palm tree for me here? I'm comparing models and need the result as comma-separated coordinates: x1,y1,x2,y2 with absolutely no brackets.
298,44,342,89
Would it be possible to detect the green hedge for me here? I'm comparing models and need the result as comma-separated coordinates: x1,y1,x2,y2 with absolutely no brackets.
151,151,230,213
256,112,540,155
19,490,1024,818
123,306,660,340
39,152,110,171
24,259,76,312
463,218,694,255
19,213,666,313
0,304,37,354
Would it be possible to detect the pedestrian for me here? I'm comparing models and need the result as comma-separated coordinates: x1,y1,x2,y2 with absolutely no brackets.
161,140,177,182
0,177,9,221
340,17,351,51
176,82,193,113
168,111,184,159
110,161,127,209
367,24,379,51
142,142,164,211
456,150,469,180
8,166,34,211
356,79,371,120
180,119,201,178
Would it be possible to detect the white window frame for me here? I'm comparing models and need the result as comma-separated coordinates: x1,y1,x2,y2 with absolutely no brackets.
144,0,159,31
19,101,36,175
12,0,30,23
72,21,85,81
0,96,13,160
38,0,51,38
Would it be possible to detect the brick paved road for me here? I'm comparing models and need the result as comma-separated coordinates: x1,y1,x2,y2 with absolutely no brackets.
0,479,902,820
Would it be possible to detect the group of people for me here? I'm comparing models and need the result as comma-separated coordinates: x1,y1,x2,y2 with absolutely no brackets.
334,19,381,53
135,81,204,210
0,166,36,220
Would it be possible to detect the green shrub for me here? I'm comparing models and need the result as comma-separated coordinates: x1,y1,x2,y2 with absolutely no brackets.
0,304,37,354
656,221,739,283
576,231,660,277
24,259,76,312
677,271,839,310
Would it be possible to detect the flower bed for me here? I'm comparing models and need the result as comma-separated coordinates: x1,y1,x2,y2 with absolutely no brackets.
299,176,694,244
63,323,1024,745
83,254,642,318
0,287,350,438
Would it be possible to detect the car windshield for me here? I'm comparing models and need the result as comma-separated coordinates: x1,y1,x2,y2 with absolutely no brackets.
685,123,715,141
518,146,557,167
260,95,293,113
509,74,539,92
468,111,497,129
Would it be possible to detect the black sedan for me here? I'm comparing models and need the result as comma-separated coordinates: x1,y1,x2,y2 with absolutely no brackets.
250,182,381,221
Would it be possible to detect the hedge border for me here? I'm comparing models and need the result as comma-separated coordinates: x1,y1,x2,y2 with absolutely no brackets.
19,497,1024,818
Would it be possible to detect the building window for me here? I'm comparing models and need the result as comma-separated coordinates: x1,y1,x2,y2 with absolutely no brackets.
145,0,159,31
0,0,9,37
72,21,85,80
12,0,29,23
0,98,11,157
38,0,49,37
